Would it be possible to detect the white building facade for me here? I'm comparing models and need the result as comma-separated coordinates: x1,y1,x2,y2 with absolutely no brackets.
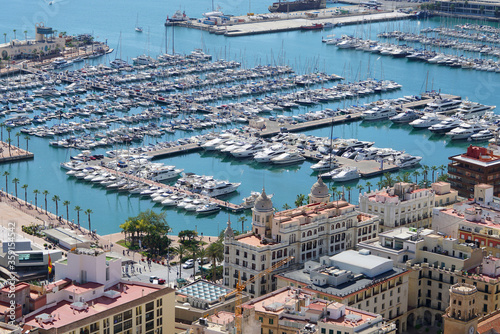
223,178,379,297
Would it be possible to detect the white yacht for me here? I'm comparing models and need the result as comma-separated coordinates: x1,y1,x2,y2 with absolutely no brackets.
361,105,397,121
395,154,422,168
469,129,495,141
409,114,441,128
139,166,183,182
201,137,230,151
455,100,494,120
446,123,485,140
428,118,462,133
52,57,72,69
110,59,130,69
389,109,420,123
425,98,461,113
254,144,286,163
231,143,266,158
331,167,360,182
201,181,241,197
132,54,157,66
196,203,221,215
271,151,305,165
310,157,339,171
319,167,344,179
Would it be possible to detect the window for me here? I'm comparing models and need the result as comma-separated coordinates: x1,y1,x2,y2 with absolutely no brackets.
114,314,123,324
124,310,132,320
146,302,154,312
156,318,162,327
259,317,263,323
145,311,154,322
90,322,100,332
269,318,274,324
145,321,154,332
114,324,122,333
136,306,142,315
124,320,132,330
156,299,162,307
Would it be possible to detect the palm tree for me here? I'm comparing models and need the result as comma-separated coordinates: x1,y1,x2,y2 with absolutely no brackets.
282,203,291,210
63,200,70,222
42,190,49,214
357,184,364,194
238,216,247,234
174,244,187,277
403,172,412,183
3,171,9,194
85,209,93,233
206,241,223,282
383,173,394,188
345,186,353,203
431,165,438,183
412,170,421,184
21,184,28,204
12,177,19,199
13,30,16,40
3,33,6,44
6,127,12,150
330,185,337,199
422,165,429,186
23,30,27,41
24,135,30,152
335,191,343,206
5,139,12,156
15,132,20,148
0,123,4,142
74,206,82,227
366,182,372,193
377,180,384,190
439,164,447,177
52,195,60,217
294,194,306,207
33,189,39,209
190,244,201,277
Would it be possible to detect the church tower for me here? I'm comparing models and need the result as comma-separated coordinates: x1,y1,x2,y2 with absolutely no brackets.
443,283,479,334
309,176,331,204
252,189,274,239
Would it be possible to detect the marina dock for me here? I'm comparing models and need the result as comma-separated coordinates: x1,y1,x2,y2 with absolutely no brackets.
88,164,245,213
0,142,34,164
170,11,411,37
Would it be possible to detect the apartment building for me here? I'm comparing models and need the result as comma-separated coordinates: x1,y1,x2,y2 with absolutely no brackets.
239,286,396,334
433,184,500,256
359,182,455,232
448,145,500,198
223,179,379,297
23,248,175,334
276,250,410,332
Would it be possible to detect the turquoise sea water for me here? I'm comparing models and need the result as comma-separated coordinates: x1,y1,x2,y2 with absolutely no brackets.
1,1,499,236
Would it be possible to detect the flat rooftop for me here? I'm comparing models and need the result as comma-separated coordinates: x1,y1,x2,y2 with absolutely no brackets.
279,266,406,298
25,282,163,329
44,228,91,246
322,306,379,328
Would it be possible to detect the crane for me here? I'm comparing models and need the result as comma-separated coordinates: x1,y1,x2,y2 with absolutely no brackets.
218,256,294,334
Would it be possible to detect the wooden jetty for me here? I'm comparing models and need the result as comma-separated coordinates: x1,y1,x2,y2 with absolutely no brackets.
144,143,203,159
86,165,245,213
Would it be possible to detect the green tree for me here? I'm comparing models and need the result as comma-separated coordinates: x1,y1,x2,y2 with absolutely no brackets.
357,184,364,194
63,200,71,222
439,165,447,177
52,195,60,217
366,181,372,192
174,244,187,277
15,132,20,148
85,209,93,233
282,203,291,210
383,172,394,188
24,135,30,151
33,189,39,208
345,186,353,203
422,165,429,187
295,194,306,207
3,171,9,194
5,138,12,156
190,244,201,277
21,184,28,204
431,165,438,183
6,127,12,152
42,190,49,214
206,240,224,282
238,216,247,234
12,177,19,199
412,170,420,184
74,205,82,227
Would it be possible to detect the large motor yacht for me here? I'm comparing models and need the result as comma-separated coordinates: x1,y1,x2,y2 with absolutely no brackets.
409,114,441,128
446,123,485,140
271,151,306,165
331,167,360,182
201,181,241,197
254,144,286,162
428,118,462,133
455,100,494,120
389,109,420,123
361,105,397,121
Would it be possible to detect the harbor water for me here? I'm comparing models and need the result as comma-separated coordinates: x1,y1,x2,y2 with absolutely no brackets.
0,0,499,236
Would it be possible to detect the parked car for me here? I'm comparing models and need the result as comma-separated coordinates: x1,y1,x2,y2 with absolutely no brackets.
197,257,210,265
149,276,165,284
183,260,194,269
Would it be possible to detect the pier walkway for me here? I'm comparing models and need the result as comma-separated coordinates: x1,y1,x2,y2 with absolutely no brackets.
175,11,411,37
0,141,34,164
91,165,245,213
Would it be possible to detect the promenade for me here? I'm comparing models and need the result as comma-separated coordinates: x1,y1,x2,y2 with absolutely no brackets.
0,141,34,163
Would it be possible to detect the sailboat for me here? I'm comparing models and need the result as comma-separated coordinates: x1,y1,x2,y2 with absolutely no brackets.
110,32,130,69
135,14,143,32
